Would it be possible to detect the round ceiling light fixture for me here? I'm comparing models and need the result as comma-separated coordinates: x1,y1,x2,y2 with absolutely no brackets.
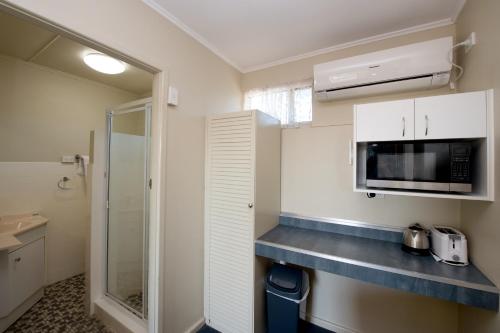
83,53,126,75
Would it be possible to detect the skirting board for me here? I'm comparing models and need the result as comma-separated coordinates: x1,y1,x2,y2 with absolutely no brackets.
186,314,357,333
184,317,205,333
301,311,360,333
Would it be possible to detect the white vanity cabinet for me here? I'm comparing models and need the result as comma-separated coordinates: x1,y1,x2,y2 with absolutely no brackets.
0,225,46,331
204,110,281,333
414,91,487,139
7,238,45,314
355,99,415,142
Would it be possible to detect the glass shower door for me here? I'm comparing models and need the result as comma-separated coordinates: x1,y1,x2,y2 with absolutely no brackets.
106,101,151,319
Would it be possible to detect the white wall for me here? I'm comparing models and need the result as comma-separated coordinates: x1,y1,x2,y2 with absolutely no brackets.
305,272,457,333
244,25,460,333
282,125,461,227
282,121,459,333
0,55,139,285
2,1,242,331
455,1,500,332
0,162,88,284
0,54,137,162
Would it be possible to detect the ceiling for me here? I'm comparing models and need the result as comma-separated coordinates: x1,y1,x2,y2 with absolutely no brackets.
0,11,153,95
145,0,465,72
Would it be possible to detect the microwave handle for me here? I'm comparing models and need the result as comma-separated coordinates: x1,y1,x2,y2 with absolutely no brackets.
348,139,353,165
402,116,406,137
425,115,429,136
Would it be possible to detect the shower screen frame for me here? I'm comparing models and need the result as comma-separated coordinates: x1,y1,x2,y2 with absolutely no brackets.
104,100,152,320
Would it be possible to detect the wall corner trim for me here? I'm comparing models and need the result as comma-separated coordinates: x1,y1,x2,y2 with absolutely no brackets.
241,19,454,73
452,0,467,23
141,0,242,72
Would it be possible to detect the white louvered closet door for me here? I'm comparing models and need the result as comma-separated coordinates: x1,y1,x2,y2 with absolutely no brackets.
206,112,255,333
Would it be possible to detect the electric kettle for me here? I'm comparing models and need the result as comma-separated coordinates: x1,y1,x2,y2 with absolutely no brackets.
402,223,430,256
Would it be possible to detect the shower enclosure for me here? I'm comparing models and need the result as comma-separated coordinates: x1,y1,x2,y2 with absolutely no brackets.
105,99,151,319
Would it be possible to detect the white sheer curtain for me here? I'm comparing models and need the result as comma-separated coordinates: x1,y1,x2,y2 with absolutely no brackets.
243,81,312,127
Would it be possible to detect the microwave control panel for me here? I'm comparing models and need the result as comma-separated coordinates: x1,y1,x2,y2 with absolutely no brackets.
450,143,471,183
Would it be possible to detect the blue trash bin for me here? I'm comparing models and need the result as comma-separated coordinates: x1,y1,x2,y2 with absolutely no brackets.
266,263,310,333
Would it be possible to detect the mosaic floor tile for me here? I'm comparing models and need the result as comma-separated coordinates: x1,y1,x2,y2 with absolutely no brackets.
5,274,110,333
124,292,143,314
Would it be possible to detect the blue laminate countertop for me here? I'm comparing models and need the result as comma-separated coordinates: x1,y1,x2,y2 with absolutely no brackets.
255,215,499,311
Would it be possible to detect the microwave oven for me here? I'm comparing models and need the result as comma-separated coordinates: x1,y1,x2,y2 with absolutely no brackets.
366,141,472,193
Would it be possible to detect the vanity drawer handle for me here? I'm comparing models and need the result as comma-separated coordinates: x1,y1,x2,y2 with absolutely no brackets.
14,257,21,262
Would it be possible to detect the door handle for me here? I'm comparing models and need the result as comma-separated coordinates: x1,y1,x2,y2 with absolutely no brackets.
14,257,21,263
425,115,429,136
402,117,406,137
248,203,254,208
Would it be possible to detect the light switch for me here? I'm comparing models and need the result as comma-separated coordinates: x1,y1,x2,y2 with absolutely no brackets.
168,86,178,106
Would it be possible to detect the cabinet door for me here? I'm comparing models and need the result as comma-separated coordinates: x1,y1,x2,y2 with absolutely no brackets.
415,91,487,139
356,99,414,142
205,112,255,333
8,238,45,313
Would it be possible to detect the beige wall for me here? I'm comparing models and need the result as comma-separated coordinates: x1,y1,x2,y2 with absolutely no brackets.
2,1,242,332
243,26,460,333
455,1,500,332
0,54,139,286
0,54,137,162
0,162,88,284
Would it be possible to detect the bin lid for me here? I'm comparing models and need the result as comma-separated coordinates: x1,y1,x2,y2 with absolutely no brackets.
267,263,302,294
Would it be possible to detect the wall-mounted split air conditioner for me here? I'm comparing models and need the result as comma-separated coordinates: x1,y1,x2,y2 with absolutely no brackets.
313,37,453,101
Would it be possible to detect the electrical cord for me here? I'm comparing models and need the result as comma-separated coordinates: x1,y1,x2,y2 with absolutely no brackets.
448,41,467,89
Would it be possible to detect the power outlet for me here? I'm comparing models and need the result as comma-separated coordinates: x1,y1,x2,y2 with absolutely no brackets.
366,193,385,199
465,32,476,53
61,155,76,163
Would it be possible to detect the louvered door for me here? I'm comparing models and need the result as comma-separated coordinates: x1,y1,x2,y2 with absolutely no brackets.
205,112,255,333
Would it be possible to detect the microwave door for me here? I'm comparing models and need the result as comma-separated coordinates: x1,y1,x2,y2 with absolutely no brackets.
413,143,451,192
367,143,398,181
366,142,451,192
403,143,414,181
366,143,414,188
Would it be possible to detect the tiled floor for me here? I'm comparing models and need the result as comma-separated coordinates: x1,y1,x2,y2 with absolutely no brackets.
124,292,143,314
6,274,110,333
197,320,334,333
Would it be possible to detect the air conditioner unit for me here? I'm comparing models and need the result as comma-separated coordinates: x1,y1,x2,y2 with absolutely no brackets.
314,37,453,101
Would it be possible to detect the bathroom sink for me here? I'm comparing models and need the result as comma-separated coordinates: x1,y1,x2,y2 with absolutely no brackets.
0,214,48,236
0,221,34,233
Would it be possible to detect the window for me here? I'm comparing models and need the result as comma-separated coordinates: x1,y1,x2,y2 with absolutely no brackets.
243,82,312,127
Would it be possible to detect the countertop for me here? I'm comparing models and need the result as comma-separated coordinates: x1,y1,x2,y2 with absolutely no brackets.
0,214,48,251
255,214,499,311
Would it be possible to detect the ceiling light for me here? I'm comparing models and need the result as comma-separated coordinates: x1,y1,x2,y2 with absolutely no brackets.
83,53,125,74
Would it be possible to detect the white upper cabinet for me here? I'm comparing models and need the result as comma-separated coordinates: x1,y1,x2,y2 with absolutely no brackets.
353,90,494,201
355,99,414,142
415,91,487,140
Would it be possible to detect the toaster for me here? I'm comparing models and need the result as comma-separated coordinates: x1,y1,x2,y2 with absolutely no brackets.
430,226,468,265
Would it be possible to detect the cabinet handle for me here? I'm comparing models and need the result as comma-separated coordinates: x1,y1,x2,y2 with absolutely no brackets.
248,203,254,208
402,117,406,137
14,257,21,262
425,115,429,136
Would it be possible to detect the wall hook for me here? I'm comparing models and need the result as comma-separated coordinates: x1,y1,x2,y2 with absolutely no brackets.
58,176,72,190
